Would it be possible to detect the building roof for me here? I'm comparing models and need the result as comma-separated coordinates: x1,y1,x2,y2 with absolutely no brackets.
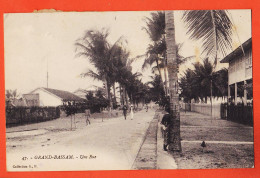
85,85,104,91
23,93,39,100
74,86,105,94
31,87,85,102
220,38,252,63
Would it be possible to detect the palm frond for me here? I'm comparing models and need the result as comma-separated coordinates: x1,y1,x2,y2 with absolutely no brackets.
178,55,195,65
81,69,103,81
142,11,165,42
182,10,233,62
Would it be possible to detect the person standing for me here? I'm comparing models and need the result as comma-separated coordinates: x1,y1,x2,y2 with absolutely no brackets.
122,105,128,120
161,105,171,151
85,109,91,125
130,104,134,119
161,113,171,151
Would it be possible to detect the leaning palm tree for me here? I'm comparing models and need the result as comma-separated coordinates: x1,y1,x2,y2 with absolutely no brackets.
165,10,233,152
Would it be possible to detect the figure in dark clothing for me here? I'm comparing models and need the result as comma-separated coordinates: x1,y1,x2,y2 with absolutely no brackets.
161,103,171,151
161,113,171,151
122,105,128,120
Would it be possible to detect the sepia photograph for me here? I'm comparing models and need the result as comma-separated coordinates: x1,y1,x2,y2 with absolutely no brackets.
4,9,253,171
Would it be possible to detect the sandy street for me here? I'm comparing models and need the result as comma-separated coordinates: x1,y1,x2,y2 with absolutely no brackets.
6,109,155,171
173,111,254,169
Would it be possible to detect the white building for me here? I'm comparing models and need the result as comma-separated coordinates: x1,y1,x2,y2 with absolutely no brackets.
30,87,84,106
220,38,252,105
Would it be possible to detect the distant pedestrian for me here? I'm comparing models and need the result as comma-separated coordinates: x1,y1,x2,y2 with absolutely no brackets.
122,105,128,120
130,104,134,119
85,109,91,125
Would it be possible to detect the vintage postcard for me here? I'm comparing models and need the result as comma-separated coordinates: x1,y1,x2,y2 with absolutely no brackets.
4,10,253,171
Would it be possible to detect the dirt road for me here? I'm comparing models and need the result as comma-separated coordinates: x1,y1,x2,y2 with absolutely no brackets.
6,109,155,171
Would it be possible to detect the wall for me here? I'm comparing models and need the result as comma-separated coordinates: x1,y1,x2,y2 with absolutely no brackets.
229,49,252,85
191,103,221,118
23,93,40,106
31,88,62,106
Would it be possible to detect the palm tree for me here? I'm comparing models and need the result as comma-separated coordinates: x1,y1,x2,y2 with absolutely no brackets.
180,59,228,103
75,29,126,111
143,12,194,96
164,10,233,152
5,89,19,101
165,11,181,151
124,71,142,105
108,46,137,107
179,69,200,103
142,12,167,94
142,41,166,92
5,89,20,106
146,75,166,107
183,10,233,115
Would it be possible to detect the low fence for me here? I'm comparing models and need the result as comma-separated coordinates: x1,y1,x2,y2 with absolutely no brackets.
220,103,253,126
190,103,221,118
180,103,191,112
6,106,60,127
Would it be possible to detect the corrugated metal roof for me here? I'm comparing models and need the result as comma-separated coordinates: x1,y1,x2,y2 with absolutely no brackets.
42,88,85,102
220,38,252,63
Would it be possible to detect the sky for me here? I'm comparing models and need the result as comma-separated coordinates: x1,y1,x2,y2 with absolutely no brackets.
4,10,251,94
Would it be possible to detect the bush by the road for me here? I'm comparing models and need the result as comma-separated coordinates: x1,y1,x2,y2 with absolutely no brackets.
6,106,60,127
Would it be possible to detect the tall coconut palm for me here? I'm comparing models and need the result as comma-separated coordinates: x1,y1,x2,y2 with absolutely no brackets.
112,47,136,106
75,29,127,111
165,10,233,152
142,41,166,93
142,12,167,94
143,12,194,96
165,11,181,151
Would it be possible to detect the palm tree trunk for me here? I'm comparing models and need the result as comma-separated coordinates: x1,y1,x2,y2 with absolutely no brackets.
210,10,218,66
163,56,169,96
113,82,116,108
165,11,181,152
124,87,129,107
106,79,112,112
104,79,108,99
119,84,123,105
156,58,166,95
